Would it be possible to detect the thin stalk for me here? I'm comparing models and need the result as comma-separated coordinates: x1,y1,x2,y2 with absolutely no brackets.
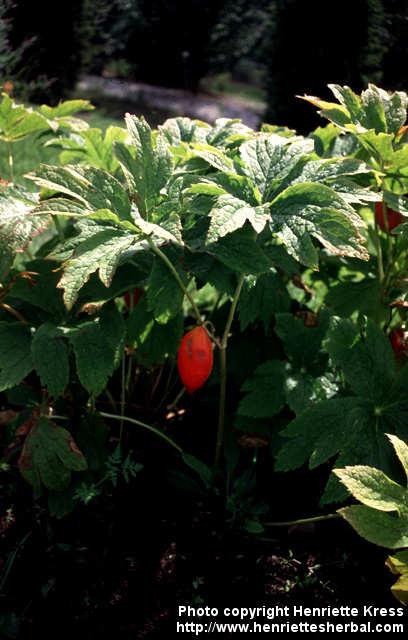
263,513,340,527
147,239,202,325
374,222,385,284
214,274,245,469
166,386,185,412
119,355,126,444
6,140,14,183
0,531,32,593
214,346,227,469
0,303,28,324
100,411,183,453
105,387,118,412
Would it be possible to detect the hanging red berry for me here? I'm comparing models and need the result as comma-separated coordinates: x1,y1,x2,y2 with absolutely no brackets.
177,326,213,393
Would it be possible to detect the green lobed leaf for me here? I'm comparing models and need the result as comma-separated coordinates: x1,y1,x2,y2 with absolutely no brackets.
274,312,329,372
238,271,291,331
146,247,186,324
0,322,33,391
18,416,87,493
31,322,70,398
127,296,183,366
30,164,132,223
57,229,136,309
269,182,368,268
237,360,286,419
207,225,270,274
69,304,125,396
115,115,173,216
206,194,270,243
338,505,408,549
333,466,408,514
387,434,408,485
240,134,313,202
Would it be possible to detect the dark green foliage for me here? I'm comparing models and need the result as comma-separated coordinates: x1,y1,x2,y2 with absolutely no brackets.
124,0,226,91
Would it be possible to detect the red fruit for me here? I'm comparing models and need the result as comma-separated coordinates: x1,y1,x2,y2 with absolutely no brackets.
389,328,408,358
124,288,143,309
177,326,213,393
375,201,404,232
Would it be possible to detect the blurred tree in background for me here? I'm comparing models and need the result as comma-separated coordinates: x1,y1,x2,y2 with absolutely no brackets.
382,0,408,90
79,0,140,76
264,0,388,132
7,0,83,103
1,0,407,133
123,0,226,91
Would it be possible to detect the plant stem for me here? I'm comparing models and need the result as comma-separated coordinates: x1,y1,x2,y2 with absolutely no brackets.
263,513,340,527
0,531,32,593
374,223,385,284
214,274,245,470
6,141,14,183
147,239,202,324
119,355,126,445
99,411,183,453
166,386,185,412
214,346,227,469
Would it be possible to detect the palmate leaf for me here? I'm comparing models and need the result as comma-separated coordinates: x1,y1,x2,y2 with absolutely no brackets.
38,99,94,132
275,319,408,504
269,182,368,268
238,271,291,331
240,134,313,202
274,311,329,372
0,322,33,391
206,194,270,243
335,435,408,549
57,228,137,309
47,126,127,173
68,304,125,396
207,225,270,275
386,551,408,604
18,416,87,493
127,296,183,366
0,94,50,142
0,186,46,281
186,142,235,172
146,247,186,324
159,116,210,145
29,164,133,223
115,115,173,216
31,322,69,398
237,360,287,419
301,84,408,135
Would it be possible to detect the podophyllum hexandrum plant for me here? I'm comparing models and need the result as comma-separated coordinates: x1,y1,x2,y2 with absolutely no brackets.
0,84,408,563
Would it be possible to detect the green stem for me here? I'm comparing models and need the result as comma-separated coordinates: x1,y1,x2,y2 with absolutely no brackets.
148,239,202,324
119,355,126,445
99,410,183,453
166,386,185,411
374,223,385,284
0,531,32,593
105,388,117,412
214,274,245,469
263,513,340,527
214,346,227,469
6,141,14,183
